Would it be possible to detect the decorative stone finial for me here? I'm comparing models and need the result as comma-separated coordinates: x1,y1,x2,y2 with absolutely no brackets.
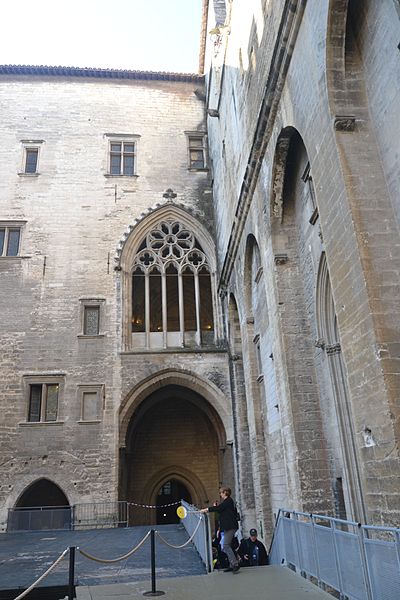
163,188,177,202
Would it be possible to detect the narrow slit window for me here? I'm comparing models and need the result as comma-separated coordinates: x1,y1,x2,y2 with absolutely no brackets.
149,268,162,332
84,306,100,335
199,266,214,332
132,268,145,332
183,267,196,331
25,148,39,173
166,264,179,332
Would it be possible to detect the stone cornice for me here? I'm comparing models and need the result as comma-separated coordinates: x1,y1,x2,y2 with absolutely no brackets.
218,0,307,296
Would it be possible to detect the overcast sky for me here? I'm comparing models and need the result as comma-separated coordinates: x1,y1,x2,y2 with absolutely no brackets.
1,0,203,73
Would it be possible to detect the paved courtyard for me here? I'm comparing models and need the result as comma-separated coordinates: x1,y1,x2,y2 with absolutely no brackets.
76,566,333,600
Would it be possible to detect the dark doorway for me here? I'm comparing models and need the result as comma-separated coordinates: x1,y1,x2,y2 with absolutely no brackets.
16,479,69,508
156,479,191,524
9,479,71,531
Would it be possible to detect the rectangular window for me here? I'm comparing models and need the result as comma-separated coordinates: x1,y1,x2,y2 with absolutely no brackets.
84,306,100,335
25,148,39,173
110,141,135,175
188,135,206,169
0,226,21,257
28,383,59,422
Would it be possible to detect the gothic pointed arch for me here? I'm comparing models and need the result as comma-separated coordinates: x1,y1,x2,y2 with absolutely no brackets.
316,253,366,522
117,203,221,350
15,478,70,508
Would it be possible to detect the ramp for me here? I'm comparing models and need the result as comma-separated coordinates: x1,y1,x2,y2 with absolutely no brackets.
0,524,205,593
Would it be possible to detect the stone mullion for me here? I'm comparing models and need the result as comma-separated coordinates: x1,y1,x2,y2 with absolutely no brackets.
145,271,150,348
178,271,184,347
194,271,201,346
162,271,167,349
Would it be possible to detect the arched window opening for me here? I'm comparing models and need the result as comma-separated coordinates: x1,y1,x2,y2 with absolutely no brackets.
199,265,214,335
130,220,215,349
166,263,179,332
132,267,145,333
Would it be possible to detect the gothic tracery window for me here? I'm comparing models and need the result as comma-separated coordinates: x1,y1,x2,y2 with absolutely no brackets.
131,221,214,349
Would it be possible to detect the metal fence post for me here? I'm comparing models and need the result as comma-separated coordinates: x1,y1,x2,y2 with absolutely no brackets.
331,520,345,599
68,546,76,600
143,529,165,597
310,514,322,589
357,524,373,600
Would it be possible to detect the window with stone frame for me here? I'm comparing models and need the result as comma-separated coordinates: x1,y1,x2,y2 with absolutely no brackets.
131,220,214,349
0,224,21,257
79,298,105,337
19,140,44,175
186,133,207,170
106,135,139,176
78,385,104,422
28,383,59,422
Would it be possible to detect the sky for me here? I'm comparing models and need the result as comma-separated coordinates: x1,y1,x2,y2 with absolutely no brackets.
1,0,203,73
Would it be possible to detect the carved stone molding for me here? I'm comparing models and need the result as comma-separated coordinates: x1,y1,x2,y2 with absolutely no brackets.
274,253,288,265
315,338,325,349
334,115,356,132
326,343,341,355
246,317,255,324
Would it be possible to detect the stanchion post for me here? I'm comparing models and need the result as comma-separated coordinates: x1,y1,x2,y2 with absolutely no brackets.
143,530,165,597
68,546,76,600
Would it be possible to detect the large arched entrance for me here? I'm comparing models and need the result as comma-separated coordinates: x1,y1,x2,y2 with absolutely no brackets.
120,383,228,525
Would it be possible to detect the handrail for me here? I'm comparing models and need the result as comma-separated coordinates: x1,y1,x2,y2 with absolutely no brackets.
270,508,400,600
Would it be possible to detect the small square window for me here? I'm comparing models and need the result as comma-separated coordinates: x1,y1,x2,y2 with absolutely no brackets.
0,224,22,257
28,383,59,422
187,134,207,169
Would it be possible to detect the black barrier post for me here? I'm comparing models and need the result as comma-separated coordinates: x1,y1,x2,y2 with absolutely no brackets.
68,546,76,600
143,529,165,597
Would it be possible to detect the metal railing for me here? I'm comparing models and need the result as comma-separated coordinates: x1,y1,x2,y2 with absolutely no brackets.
73,501,128,529
7,501,128,532
181,500,213,572
7,506,72,532
269,509,400,600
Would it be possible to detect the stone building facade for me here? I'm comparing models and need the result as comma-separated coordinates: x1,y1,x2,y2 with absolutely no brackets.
1,0,400,537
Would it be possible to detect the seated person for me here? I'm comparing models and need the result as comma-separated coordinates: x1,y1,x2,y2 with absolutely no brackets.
238,528,268,567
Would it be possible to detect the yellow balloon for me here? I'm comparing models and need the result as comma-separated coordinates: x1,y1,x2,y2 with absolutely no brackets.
177,505,187,519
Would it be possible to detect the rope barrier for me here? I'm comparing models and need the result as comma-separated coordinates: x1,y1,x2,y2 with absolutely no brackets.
13,548,69,600
156,513,204,549
78,530,151,563
128,500,181,509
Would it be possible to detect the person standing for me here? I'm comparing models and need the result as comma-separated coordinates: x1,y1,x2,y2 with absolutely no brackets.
201,487,240,573
238,528,268,567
